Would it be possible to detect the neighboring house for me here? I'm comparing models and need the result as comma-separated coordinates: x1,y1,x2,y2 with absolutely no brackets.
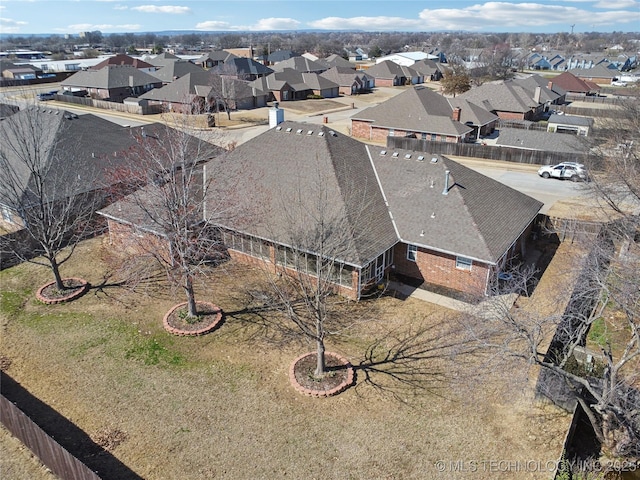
209,57,273,81
194,50,238,69
61,65,163,101
410,59,444,82
140,70,268,113
551,71,601,96
546,114,594,136
1,63,42,80
271,56,327,74
320,66,374,95
100,121,542,299
457,80,547,121
258,50,300,66
144,52,181,66
150,59,206,84
351,86,489,143
250,69,339,100
363,60,423,86
89,54,156,73
0,108,158,230
496,128,589,154
375,52,430,67
318,54,355,70
567,64,619,85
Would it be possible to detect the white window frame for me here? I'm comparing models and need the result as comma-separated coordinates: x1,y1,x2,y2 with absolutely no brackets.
456,256,473,271
407,244,418,262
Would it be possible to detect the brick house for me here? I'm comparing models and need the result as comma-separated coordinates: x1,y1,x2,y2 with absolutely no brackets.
98,121,542,300
61,65,162,102
363,60,423,87
320,66,374,95
456,75,564,121
351,86,497,143
249,69,339,101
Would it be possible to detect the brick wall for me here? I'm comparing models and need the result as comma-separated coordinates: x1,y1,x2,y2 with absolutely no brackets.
106,219,172,264
374,78,395,87
394,243,488,296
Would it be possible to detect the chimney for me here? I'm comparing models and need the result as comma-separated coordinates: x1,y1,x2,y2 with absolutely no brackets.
534,86,541,104
547,81,554,91
442,170,450,195
452,107,461,122
129,75,134,88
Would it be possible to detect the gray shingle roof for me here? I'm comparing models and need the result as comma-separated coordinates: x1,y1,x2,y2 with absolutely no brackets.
496,127,588,153
210,57,273,77
351,86,474,137
364,60,419,80
205,121,398,267
62,65,162,89
149,60,205,83
457,82,537,114
272,56,327,73
548,114,593,127
370,146,543,263
0,108,166,205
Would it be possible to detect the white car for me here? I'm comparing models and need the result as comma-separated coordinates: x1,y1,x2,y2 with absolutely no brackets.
538,162,588,182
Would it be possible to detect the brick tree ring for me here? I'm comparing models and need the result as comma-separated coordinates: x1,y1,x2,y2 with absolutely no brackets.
163,301,223,336
36,277,89,304
289,351,355,397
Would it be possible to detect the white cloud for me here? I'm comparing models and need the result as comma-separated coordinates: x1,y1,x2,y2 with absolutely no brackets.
0,17,27,33
63,23,141,33
309,16,421,31
131,5,191,14
195,20,233,30
415,2,639,30
308,1,639,32
114,5,128,10
594,0,638,8
196,17,301,31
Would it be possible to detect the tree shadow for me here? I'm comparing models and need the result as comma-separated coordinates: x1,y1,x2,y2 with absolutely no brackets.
1,372,143,480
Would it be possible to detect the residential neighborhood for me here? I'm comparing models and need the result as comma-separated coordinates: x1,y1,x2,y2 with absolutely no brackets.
1,22,639,480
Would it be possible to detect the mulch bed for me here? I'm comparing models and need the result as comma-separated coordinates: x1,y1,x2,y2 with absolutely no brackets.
36,278,89,304
163,301,223,336
289,352,355,397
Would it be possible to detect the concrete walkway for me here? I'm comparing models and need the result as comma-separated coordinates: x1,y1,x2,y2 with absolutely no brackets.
388,280,518,319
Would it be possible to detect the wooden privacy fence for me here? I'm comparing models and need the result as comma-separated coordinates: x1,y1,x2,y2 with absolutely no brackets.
387,136,592,165
52,94,163,115
0,394,101,480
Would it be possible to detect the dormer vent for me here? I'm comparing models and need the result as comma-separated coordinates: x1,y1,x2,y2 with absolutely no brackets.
430,157,438,163
392,152,399,158
405,153,411,159
380,150,387,156
417,155,425,162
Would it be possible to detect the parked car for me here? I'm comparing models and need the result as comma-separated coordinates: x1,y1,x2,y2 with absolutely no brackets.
37,91,57,101
537,162,588,182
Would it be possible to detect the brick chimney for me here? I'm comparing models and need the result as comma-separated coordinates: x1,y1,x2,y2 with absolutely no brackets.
452,107,461,122
547,81,554,91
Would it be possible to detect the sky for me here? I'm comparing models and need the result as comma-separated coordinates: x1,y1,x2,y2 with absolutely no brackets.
0,0,638,36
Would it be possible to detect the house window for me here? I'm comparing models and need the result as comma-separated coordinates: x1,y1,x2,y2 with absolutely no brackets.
421,132,427,140
456,256,473,271
407,244,418,262
388,129,395,137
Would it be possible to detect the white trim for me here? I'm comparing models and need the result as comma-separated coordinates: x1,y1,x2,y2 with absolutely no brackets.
407,244,418,262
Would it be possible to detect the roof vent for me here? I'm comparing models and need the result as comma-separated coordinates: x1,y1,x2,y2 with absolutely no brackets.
405,153,412,159
392,152,399,158
380,150,387,156
275,126,282,131
417,155,425,161
430,179,435,188
307,130,313,135
431,212,436,218
296,128,303,134
329,130,337,137
318,131,325,136
285,127,292,133
420,229,425,236
430,157,438,163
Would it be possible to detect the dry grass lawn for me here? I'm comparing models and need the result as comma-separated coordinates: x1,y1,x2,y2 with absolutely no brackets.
0,235,572,479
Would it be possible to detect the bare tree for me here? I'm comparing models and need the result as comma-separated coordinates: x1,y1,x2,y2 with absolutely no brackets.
467,93,640,460
107,121,230,318
0,106,102,290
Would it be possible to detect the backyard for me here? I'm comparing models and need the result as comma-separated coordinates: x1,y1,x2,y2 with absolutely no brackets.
0,234,573,479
